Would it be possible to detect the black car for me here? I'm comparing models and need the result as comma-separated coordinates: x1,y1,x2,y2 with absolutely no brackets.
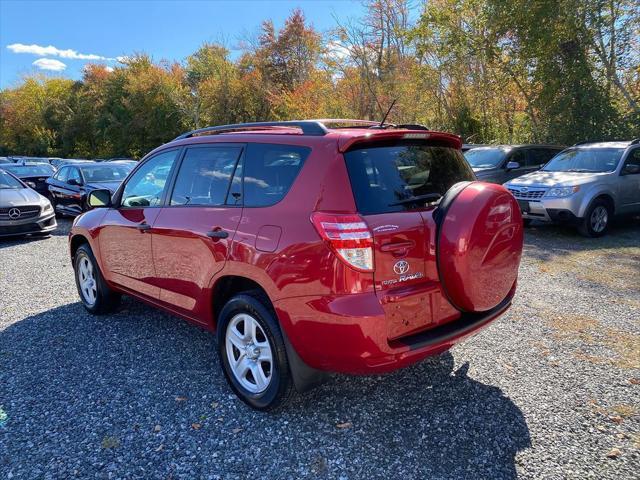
0,163,56,198
464,144,565,184
47,162,133,215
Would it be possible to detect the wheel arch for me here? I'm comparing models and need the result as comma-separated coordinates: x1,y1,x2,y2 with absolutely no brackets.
210,274,328,393
581,192,615,218
69,233,91,261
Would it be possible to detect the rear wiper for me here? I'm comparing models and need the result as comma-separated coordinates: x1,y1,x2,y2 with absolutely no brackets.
389,193,442,207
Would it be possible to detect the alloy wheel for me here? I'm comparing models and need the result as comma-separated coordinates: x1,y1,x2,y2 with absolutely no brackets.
590,206,608,233
225,313,273,393
78,256,97,305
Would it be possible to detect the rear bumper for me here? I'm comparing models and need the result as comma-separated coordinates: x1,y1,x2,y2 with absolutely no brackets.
275,290,512,375
0,214,57,237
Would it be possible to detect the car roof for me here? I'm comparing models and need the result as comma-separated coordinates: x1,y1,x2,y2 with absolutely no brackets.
154,120,463,159
572,141,633,149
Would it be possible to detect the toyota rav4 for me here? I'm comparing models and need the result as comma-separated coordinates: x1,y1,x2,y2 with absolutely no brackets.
69,120,524,410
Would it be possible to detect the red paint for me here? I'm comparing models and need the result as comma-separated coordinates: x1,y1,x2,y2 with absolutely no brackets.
70,125,522,375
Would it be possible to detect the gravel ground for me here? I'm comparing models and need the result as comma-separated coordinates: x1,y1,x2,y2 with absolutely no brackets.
1,218,638,479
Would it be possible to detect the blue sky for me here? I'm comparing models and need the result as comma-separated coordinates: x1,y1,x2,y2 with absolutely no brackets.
0,0,365,88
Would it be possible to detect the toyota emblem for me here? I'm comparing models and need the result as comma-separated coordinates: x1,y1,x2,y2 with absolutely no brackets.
520,187,529,193
8,208,21,219
393,260,409,275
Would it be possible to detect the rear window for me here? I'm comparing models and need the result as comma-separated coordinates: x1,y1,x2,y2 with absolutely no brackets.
243,143,310,207
344,143,474,215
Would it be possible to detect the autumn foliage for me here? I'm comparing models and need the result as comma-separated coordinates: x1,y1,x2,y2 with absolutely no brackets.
1,1,638,158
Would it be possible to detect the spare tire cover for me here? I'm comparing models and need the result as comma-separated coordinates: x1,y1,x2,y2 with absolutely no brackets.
437,182,523,313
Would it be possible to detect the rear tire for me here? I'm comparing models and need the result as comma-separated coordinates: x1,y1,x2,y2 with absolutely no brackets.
578,200,611,238
217,292,294,411
74,244,121,314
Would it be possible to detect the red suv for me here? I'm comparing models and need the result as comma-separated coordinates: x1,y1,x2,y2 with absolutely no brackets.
70,120,523,410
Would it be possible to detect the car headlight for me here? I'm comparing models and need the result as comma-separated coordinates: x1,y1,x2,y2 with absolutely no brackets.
41,201,53,214
545,186,580,198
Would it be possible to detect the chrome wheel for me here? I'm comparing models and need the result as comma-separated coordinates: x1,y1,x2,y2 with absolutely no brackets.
590,206,608,233
225,313,273,394
78,256,97,305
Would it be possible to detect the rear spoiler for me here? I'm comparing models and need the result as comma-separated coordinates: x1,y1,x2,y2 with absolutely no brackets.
338,130,462,153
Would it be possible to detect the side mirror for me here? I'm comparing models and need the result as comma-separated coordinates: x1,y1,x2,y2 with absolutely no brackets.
622,163,640,175
506,161,520,171
68,178,82,186
88,189,112,208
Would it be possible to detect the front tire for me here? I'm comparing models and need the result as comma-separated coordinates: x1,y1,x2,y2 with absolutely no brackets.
217,292,294,411
578,200,611,237
74,244,121,314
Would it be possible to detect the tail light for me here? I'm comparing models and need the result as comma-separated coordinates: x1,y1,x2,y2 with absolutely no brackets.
310,212,374,272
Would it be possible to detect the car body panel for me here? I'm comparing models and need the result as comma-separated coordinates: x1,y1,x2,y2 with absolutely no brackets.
69,124,521,376
506,144,640,222
0,178,56,237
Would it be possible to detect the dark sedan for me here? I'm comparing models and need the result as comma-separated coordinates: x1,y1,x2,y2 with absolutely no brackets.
47,162,133,216
0,163,56,198
464,145,565,184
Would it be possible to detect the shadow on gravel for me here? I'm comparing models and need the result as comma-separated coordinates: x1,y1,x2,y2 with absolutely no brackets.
0,299,530,479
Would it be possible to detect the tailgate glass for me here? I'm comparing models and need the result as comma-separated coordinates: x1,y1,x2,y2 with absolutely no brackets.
343,142,474,215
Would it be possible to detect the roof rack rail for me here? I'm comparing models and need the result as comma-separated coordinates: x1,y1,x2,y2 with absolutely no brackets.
573,140,598,146
173,120,329,141
630,138,640,145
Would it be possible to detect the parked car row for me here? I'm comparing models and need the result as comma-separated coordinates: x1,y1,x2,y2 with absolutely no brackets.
0,159,135,237
463,141,640,236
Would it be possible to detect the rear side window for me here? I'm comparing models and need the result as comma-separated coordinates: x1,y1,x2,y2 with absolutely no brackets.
344,143,475,215
170,147,242,206
243,143,310,207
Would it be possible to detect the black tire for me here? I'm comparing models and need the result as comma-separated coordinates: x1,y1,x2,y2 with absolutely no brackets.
523,218,533,227
217,292,294,411
74,244,121,314
578,199,611,238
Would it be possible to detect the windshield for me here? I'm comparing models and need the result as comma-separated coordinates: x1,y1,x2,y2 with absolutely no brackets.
2,164,55,176
464,148,507,168
80,164,133,182
0,170,24,189
344,142,475,215
542,148,623,173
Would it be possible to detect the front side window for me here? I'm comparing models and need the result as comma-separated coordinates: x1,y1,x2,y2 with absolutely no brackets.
68,168,83,185
55,167,69,182
464,148,507,168
542,148,623,173
243,143,310,207
345,142,475,215
121,150,178,207
170,147,242,206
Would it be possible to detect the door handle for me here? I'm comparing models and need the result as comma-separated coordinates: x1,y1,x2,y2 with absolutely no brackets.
136,222,151,231
206,228,229,240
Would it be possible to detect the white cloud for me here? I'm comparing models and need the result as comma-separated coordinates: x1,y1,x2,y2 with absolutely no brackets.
8,43,113,61
32,58,67,71
105,66,114,72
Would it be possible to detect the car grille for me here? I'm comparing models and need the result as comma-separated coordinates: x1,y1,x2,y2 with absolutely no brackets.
508,188,547,200
0,205,41,220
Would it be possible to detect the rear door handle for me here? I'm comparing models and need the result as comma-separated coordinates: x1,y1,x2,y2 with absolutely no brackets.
207,228,229,239
136,222,151,231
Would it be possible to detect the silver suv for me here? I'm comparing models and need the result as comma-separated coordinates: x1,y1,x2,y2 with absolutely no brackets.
504,140,640,237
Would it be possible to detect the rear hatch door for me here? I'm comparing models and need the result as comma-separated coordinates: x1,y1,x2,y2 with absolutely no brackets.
343,139,475,339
